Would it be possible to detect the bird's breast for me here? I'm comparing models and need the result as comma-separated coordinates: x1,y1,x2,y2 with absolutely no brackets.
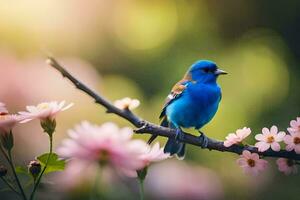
166,83,221,129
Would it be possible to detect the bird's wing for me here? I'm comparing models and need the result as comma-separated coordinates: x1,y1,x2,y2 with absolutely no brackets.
159,78,191,121
148,74,193,144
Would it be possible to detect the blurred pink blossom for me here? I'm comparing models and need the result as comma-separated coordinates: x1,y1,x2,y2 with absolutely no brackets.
287,117,300,134
19,101,73,123
139,142,170,167
284,132,300,154
114,97,140,110
0,114,20,134
224,127,251,147
276,158,298,175
57,121,148,177
255,126,285,152
237,150,268,176
145,160,223,200
54,160,97,190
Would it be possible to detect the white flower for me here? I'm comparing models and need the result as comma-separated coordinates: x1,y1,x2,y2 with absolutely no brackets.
255,126,285,152
114,97,140,110
19,101,73,123
224,127,251,147
237,150,268,176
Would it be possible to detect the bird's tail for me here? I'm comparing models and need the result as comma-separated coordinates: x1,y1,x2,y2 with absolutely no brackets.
147,116,169,144
164,138,185,159
148,117,186,159
163,121,185,159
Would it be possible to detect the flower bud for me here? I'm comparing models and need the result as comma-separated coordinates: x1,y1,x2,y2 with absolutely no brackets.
137,167,148,181
41,118,56,136
0,165,8,177
28,160,41,179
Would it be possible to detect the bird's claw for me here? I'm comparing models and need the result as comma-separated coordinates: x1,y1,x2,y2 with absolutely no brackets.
134,122,148,133
198,131,208,148
175,128,184,141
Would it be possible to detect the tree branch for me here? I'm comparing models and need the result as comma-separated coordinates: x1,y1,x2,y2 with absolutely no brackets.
47,57,300,161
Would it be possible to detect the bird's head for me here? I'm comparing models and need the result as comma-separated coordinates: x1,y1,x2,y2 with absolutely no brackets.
188,60,227,84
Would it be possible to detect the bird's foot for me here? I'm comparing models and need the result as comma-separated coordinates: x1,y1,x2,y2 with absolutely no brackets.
198,131,208,148
175,128,184,141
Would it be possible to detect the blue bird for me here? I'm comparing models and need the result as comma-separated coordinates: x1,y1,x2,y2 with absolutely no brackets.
148,60,227,159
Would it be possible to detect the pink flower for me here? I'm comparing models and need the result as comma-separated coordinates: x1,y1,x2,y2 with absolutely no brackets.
0,114,20,134
19,101,73,123
146,160,224,200
255,126,285,152
237,150,268,176
139,142,171,167
57,121,149,177
114,97,140,110
283,132,300,154
287,117,300,134
0,103,8,115
276,158,297,175
224,127,251,147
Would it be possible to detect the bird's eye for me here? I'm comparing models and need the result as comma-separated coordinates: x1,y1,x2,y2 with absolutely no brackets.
202,68,211,73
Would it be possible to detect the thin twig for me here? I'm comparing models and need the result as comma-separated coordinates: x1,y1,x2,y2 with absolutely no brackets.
0,176,21,196
47,57,300,161
7,150,28,200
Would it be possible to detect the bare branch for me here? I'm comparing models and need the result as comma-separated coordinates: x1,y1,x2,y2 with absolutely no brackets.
47,57,300,161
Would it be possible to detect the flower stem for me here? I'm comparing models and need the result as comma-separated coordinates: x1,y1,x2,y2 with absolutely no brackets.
29,135,53,200
0,176,21,196
138,179,144,200
7,152,28,200
0,145,28,200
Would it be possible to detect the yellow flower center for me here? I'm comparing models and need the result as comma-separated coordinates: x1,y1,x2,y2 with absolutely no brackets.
267,136,275,143
294,137,300,144
247,159,255,167
37,103,50,110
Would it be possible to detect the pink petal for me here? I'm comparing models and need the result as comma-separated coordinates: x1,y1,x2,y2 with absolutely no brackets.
237,158,247,167
276,131,286,141
242,150,251,159
255,142,270,152
283,135,293,144
271,142,281,152
250,153,259,161
224,141,234,147
262,127,270,135
256,159,268,170
294,145,300,154
285,144,295,151
290,120,297,127
255,134,264,141
62,103,74,111
270,125,278,134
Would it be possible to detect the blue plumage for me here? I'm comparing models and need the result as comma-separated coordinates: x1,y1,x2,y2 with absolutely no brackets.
149,60,227,158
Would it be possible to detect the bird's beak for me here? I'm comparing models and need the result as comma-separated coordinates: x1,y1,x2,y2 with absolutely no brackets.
214,69,228,75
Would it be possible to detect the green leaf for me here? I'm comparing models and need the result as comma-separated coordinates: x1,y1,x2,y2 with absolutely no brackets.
15,166,29,176
37,153,66,174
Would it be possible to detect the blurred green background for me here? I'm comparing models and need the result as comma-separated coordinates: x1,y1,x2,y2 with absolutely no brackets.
0,0,299,199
